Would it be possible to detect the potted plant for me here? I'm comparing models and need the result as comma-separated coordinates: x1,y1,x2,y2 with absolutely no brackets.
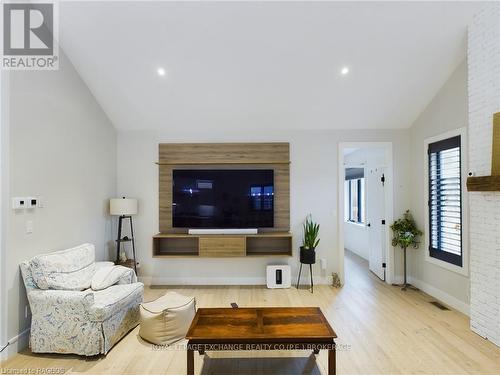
390,210,422,291
300,215,320,265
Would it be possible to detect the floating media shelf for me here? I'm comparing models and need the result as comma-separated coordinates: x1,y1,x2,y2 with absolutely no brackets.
153,232,292,258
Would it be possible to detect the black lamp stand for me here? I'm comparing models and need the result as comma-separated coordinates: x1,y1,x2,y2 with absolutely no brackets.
116,215,137,274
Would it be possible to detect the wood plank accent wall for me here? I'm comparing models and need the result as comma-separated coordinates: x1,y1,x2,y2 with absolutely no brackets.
158,143,290,165
158,143,290,233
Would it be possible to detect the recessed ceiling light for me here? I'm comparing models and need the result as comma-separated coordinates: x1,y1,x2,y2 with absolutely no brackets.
157,67,166,77
341,66,349,75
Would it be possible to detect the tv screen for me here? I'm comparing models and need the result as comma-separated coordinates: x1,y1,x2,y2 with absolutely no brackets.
172,169,274,228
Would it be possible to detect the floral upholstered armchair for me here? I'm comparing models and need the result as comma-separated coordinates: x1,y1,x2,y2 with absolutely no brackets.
20,243,143,356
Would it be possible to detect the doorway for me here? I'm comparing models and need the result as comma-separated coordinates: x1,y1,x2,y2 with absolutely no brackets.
338,143,394,285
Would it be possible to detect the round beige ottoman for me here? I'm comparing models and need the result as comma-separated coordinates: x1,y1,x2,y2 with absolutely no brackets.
139,292,196,345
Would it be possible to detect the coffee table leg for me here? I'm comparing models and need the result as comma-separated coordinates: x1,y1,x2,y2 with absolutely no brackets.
328,342,336,375
187,348,194,375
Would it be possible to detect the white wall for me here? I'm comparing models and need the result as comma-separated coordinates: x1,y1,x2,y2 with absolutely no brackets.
2,50,117,357
467,4,500,346
408,60,470,314
343,222,369,259
0,67,8,360
344,148,386,167
117,129,410,285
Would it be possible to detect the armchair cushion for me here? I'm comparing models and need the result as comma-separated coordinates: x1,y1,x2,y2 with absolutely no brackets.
31,243,95,290
91,265,136,291
28,289,94,315
95,261,115,270
90,283,144,322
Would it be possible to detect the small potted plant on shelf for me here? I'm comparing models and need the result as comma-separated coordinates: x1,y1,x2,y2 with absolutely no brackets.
300,215,320,265
390,210,422,291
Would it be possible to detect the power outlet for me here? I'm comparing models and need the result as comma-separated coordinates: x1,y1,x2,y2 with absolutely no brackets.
320,258,327,270
26,220,33,234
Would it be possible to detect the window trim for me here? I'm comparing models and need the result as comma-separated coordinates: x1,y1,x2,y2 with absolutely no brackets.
423,128,468,276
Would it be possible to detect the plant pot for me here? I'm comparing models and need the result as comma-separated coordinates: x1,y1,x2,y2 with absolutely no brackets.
300,246,316,264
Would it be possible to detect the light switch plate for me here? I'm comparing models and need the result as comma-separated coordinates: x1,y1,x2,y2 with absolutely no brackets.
12,197,26,210
26,197,37,208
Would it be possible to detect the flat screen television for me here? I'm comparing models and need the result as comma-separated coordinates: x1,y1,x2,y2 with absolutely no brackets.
172,169,274,228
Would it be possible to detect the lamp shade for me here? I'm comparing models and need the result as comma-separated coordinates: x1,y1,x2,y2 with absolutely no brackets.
110,198,138,216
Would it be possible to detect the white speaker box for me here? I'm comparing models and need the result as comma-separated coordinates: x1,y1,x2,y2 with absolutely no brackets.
266,265,291,289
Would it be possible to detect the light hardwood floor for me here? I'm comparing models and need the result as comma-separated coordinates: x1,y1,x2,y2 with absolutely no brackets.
2,251,500,374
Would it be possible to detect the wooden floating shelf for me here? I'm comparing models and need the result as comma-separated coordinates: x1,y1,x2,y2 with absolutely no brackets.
153,232,293,258
467,175,500,192
156,161,290,165
466,113,500,192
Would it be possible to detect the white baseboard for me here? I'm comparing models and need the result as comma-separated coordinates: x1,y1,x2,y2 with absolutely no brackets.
391,275,404,285
0,328,30,361
139,276,267,286
409,276,470,316
139,275,334,286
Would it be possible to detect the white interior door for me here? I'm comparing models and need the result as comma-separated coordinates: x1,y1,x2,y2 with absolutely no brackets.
367,167,386,280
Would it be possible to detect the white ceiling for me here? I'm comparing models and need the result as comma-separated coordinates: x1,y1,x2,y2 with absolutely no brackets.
59,1,483,131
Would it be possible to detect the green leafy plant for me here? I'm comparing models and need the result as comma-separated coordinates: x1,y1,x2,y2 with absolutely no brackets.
302,215,320,250
390,210,422,249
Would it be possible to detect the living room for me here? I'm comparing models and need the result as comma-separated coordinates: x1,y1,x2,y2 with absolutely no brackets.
1,1,500,374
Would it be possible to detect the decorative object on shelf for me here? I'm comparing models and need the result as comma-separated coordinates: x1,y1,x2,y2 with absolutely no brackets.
331,273,342,288
110,197,138,274
467,112,500,191
296,215,320,293
390,210,422,291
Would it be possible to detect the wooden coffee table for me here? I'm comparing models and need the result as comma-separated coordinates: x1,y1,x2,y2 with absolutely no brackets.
185,307,337,374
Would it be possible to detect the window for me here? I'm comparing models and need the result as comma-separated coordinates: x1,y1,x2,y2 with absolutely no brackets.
428,135,462,267
345,168,365,224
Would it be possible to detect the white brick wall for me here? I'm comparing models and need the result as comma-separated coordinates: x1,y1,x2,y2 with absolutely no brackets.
468,3,500,346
